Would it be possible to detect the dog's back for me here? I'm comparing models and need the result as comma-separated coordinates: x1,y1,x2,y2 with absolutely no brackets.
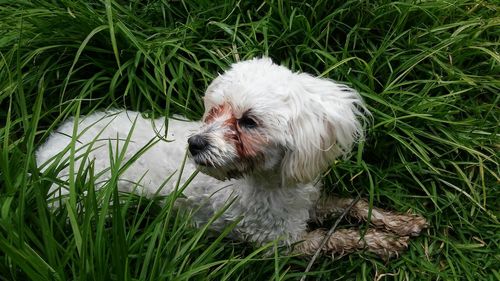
36,111,202,198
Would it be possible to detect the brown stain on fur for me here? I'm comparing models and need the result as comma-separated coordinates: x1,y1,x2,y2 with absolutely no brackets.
205,103,266,159
237,126,266,158
204,103,232,123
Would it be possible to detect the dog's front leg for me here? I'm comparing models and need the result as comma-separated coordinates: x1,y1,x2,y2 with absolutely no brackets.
314,197,428,237
294,228,410,259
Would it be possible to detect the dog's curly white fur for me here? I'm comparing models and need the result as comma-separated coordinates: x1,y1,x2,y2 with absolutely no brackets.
37,58,426,256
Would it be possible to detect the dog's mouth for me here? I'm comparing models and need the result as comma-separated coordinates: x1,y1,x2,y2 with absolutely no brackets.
193,159,212,168
189,146,236,169
196,163,243,181
189,154,245,180
190,153,216,168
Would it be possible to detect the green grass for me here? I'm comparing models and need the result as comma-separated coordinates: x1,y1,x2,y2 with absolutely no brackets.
0,0,499,280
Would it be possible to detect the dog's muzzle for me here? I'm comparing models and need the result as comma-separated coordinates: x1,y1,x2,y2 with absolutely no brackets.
188,135,209,157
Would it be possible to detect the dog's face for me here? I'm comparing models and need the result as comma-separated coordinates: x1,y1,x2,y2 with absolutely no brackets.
188,58,367,184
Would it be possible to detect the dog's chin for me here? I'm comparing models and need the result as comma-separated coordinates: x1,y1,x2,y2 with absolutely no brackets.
196,164,244,181
190,156,244,181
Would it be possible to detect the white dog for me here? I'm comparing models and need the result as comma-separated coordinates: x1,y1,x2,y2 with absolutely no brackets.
37,58,426,258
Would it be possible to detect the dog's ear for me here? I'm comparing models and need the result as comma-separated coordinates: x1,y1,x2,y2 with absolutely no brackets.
281,73,369,183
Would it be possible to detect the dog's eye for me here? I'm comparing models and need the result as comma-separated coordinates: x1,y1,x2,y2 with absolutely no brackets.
237,116,257,129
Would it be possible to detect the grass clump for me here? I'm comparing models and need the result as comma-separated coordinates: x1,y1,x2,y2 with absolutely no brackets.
0,0,498,280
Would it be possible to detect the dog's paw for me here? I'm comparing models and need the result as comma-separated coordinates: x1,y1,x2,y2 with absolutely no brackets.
385,214,429,236
360,229,410,259
350,200,428,237
378,213,428,237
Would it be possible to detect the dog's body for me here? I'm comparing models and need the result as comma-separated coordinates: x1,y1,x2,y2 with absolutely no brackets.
37,111,317,245
37,58,427,257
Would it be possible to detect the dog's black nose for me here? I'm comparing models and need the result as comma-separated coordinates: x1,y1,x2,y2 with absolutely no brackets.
188,135,208,156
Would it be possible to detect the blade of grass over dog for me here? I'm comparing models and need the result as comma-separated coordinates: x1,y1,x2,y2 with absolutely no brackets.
148,163,200,279
112,177,130,280
65,198,83,256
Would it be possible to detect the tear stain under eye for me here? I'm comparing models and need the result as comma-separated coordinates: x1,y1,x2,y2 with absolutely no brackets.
238,131,267,158
224,121,267,159
205,103,268,159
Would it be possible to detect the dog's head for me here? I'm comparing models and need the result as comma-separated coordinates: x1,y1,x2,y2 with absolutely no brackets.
188,58,368,184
